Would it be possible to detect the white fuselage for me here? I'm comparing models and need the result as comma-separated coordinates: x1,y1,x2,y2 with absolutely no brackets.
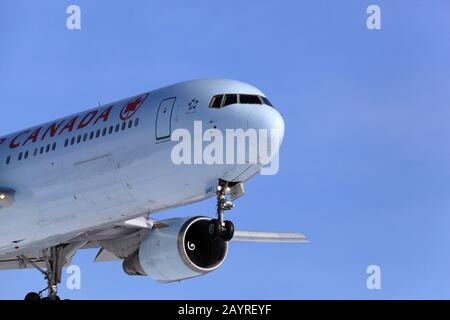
0,79,284,258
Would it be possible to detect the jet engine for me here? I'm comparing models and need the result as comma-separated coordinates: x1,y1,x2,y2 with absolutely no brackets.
123,216,228,282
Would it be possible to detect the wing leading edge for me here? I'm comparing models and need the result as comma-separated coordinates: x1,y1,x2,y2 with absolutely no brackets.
231,230,309,243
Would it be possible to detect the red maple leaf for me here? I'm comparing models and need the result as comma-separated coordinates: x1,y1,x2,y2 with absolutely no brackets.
124,97,142,113
120,94,148,121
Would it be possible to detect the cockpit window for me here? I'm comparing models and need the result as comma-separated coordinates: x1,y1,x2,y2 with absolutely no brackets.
209,94,274,108
210,95,224,108
239,94,262,105
261,96,273,107
223,94,238,107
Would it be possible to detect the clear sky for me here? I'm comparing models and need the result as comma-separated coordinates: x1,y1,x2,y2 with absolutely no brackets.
1,0,450,299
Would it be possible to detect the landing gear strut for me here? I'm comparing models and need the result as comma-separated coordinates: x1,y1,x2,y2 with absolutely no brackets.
21,246,64,300
208,180,236,242
20,242,84,300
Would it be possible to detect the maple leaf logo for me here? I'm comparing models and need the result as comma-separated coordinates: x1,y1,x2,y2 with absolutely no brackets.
120,93,149,121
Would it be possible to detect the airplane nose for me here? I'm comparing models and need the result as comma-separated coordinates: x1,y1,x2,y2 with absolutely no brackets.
248,105,285,142
247,106,285,163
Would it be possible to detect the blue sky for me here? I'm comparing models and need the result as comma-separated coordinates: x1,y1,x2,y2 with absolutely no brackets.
1,0,450,299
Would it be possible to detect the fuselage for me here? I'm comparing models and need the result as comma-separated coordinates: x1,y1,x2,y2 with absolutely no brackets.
0,79,284,257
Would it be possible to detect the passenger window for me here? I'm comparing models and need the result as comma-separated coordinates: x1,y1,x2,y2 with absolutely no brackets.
239,94,262,105
70,137,75,145
223,94,238,107
6,156,10,165
210,95,223,108
115,124,120,132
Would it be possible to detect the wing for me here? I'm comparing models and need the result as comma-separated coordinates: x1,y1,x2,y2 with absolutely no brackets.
0,217,308,270
0,217,151,270
0,254,47,271
232,230,309,243
0,241,87,271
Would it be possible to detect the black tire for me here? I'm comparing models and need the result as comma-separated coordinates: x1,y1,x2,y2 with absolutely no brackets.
221,220,235,242
42,294,60,301
24,292,41,301
208,219,221,239
42,295,61,301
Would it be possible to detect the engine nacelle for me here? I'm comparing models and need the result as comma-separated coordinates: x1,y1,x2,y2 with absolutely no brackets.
123,216,228,282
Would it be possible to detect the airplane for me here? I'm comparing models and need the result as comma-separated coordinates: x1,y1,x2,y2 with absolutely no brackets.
0,79,308,300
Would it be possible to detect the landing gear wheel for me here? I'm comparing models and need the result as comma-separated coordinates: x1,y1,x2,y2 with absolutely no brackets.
24,292,41,301
19,245,72,301
42,295,60,301
208,219,221,240
221,220,235,242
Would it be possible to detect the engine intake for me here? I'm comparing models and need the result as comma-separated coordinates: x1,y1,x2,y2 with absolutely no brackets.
123,216,228,282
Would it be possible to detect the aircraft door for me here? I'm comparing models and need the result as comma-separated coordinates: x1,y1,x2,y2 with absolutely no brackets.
156,97,176,140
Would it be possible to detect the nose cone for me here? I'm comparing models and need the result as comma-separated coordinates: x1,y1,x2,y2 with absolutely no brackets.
248,105,285,143
247,106,285,163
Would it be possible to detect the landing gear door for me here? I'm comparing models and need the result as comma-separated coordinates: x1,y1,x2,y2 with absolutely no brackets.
156,97,176,140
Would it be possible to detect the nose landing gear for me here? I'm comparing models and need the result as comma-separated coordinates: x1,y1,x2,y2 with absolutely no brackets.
208,180,238,242
208,219,235,242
